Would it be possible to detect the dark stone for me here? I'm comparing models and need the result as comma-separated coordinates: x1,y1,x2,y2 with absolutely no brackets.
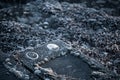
42,54,93,80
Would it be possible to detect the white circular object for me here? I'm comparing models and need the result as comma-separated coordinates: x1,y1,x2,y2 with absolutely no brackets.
47,43,59,51
26,52,39,60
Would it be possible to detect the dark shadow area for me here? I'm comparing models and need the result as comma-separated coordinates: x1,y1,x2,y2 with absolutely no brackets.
59,0,120,16
0,62,20,80
0,0,33,9
0,0,30,4
42,54,93,80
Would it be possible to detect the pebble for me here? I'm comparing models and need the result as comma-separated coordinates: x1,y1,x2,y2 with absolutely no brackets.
106,62,112,66
5,58,10,62
34,67,39,70
44,58,49,62
40,68,54,75
47,43,59,51
92,71,105,78
34,70,41,75
38,62,42,65
43,22,49,29
74,52,80,56
15,70,23,78
24,74,30,80
45,78,50,80
103,52,108,56
43,22,49,25
7,62,12,66
40,61,45,64
25,47,34,50
66,45,72,50
43,26,48,29
88,19,97,22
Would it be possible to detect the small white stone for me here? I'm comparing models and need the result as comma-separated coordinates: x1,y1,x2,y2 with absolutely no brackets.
92,71,105,76
26,46,34,50
34,67,39,70
24,74,30,80
44,26,48,29
41,61,45,64
74,52,80,56
81,44,88,49
47,43,59,51
34,70,41,75
44,58,49,62
43,22,49,25
103,52,108,56
107,62,112,65
38,62,42,65
7,62,12,65
65,43,72,50
15,71,23,78
45,78,50,80
5,58,10,62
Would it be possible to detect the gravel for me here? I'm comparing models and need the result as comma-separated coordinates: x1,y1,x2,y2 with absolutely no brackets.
0,0,120,80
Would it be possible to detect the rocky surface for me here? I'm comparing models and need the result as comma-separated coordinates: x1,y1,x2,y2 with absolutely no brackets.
0,0,120,80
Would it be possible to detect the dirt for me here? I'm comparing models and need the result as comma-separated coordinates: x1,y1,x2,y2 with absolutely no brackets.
0,0,120,80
